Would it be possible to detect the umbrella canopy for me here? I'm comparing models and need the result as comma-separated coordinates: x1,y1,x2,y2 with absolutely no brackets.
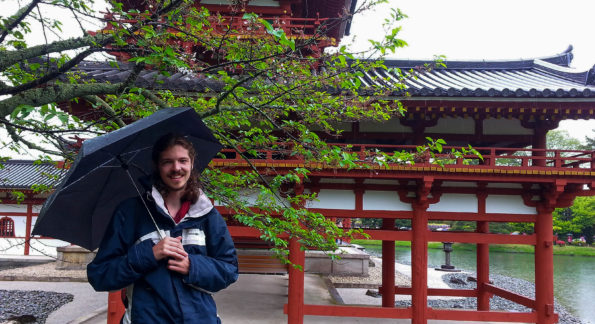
32,107,222,250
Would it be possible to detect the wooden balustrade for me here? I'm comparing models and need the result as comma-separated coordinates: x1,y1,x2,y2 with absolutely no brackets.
213,143,594,172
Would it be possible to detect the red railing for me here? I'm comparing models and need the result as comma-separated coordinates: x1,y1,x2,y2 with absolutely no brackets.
212,15,329,37
101,12,330,38
213,143,594,172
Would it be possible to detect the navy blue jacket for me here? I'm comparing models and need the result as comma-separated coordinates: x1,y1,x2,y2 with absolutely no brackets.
87,187,238,323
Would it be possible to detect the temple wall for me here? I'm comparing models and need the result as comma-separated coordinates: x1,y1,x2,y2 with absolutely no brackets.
483,118,533,135
359,120,411,133
0,204,26,213
427,193,478,212
306,189,355,209
363,191,411,211
0,238,68,256
486,195,536,214
426,117,474,134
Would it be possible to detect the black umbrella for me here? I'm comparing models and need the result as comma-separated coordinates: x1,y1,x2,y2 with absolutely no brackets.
32,107,222,251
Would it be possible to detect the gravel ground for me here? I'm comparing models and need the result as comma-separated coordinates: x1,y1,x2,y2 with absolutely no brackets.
0,290,73,324
328,257,411,287
0,262,87,281
392,271,585,324
0,263,86,324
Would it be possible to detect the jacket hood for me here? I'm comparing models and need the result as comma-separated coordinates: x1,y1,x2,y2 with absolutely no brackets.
151,186,214,222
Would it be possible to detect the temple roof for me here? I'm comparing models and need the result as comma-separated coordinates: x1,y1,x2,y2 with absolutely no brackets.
0,160,63,190
364,46,595,98
68,46,595,99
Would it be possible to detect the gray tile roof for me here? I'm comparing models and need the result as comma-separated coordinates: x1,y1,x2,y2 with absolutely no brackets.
364,46,595,98
0,160,65,190
66,46,595,99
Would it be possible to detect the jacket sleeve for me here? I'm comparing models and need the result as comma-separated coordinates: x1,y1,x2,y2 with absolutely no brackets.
87,200,160,291
183,209,238,292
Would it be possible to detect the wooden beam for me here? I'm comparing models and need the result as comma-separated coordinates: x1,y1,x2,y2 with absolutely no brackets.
393,287,478,298
292,304,412,318
483,283,536,309
429,232,536,245
427,309,539,322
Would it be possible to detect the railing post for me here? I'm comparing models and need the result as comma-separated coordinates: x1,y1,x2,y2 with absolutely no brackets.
381,218,395,308
107,291,125,324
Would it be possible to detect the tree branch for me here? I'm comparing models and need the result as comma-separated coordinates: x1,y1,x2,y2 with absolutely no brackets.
0,34,108,72
0,0,42,44
0,82,122,118
141,89,168,109
82,95,126,128
5,123,63,156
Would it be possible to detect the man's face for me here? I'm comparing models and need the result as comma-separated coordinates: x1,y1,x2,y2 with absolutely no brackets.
158,144,193,192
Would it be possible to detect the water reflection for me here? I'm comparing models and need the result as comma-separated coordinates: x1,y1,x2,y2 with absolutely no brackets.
364,246,595,324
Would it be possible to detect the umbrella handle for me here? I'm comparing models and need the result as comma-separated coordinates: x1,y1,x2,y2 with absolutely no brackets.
124,169,165,240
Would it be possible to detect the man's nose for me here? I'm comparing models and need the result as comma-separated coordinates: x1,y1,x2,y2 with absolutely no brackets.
173,161,182,170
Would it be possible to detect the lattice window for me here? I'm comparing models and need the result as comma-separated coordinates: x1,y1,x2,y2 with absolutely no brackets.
0,217,15,237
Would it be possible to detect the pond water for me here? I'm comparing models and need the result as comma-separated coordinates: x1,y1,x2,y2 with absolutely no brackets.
363,246,595,324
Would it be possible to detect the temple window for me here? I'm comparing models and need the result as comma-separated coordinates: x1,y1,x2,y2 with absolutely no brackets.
0,216,15,237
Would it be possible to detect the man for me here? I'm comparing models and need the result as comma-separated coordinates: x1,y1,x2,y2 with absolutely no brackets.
88,133,238,324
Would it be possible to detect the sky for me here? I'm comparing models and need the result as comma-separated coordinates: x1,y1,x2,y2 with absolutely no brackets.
1,0,594,159
342,0,595,142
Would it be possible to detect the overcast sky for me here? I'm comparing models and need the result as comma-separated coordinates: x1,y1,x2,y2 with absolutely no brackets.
343,0,595,141
1,0,593,159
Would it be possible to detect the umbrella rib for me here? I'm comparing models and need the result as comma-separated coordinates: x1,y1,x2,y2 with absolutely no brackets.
124,168,165,240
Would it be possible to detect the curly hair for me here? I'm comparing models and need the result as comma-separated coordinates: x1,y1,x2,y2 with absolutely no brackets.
152,133,200,203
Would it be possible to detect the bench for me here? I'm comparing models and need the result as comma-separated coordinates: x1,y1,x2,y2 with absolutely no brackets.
238,254,288,274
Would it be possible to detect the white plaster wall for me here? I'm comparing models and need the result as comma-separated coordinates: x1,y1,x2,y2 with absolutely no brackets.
0,238,68,256
486,195,536,214
363,191,411,211
0,204,26,213
33,205,43,212
10,216,28,237
306,189,355,209
30,238,69,256
427,194,478,213
359,119,412,133
425,117,474,134
483,118,533,135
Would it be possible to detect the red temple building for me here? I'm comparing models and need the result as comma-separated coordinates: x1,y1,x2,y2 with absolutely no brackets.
2,1,594,324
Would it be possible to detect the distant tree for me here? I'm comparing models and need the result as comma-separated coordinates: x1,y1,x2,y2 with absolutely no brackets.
553,196,595,245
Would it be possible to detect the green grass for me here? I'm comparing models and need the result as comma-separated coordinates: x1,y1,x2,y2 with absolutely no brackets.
351,240,595,257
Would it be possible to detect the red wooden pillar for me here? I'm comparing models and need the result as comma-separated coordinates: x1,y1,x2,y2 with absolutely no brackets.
24,203,33,255
107,291,125,324
381,218,395,308
411,201,429,324
287,237,305,324
535,205,555,324
476,190,490,310
287,183,306,324
476,221,490,310
532,127,547,167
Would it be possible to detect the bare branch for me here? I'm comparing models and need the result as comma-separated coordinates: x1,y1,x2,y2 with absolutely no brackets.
0,0,42,44
5,123,63,156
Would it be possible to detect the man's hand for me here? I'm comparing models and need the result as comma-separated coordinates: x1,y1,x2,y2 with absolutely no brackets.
153,236,187,261
167,252,190,275
152,236,190,275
